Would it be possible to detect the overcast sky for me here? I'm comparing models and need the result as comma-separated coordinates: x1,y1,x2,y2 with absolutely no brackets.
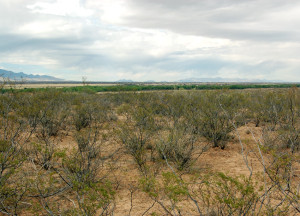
0,0,299,81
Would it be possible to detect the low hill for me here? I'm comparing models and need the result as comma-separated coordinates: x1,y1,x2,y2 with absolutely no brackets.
0,69,64,81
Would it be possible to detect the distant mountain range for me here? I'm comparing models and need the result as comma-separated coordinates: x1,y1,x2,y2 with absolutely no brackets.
0,69,284,83
0,69,63,81
116,79,134,82
177,77,281,83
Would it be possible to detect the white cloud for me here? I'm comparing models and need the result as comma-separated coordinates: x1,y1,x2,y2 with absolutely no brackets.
85,0,129,23
27,0,93,17
0,0,299,81
18,19,84,37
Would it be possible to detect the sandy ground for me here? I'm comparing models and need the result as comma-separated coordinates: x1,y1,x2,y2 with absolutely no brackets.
110,123,299,215
22,122,299,215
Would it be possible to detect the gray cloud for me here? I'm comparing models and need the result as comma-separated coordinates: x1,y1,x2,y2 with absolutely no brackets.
0,0,299,81
120,0,300,42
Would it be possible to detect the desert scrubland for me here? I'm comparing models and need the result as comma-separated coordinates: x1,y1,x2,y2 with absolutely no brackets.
0,84,299,215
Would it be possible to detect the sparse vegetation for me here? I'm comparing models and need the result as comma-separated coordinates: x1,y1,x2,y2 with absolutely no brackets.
0,81,299,215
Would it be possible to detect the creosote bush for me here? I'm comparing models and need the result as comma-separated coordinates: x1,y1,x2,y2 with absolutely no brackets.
198,172,260,216
117,96,159,177
196,92,237,149
0,83,299,215
157,125,199,171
